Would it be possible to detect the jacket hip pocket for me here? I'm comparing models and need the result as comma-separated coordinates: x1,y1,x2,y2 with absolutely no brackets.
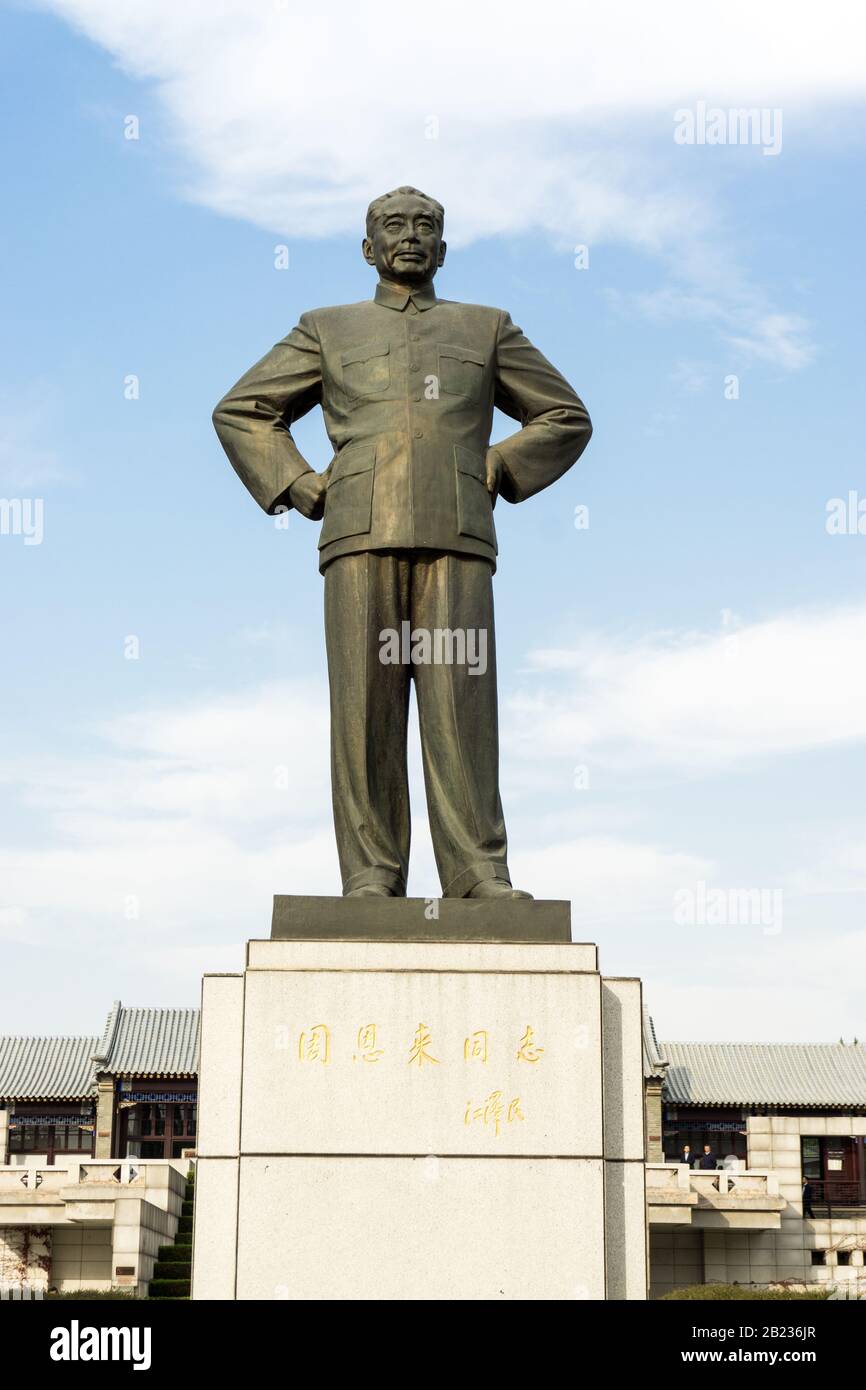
318,445,376,548
455,445,496,550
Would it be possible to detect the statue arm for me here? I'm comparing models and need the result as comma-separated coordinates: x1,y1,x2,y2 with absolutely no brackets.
490,311,592,505
212,312,323,514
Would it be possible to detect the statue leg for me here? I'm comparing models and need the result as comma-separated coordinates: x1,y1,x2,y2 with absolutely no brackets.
411,551,512,898
324,550,411,896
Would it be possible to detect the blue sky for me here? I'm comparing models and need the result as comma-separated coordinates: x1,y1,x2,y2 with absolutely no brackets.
1,0,864,1041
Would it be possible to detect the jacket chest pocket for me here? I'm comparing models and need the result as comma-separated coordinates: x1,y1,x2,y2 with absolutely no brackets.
318,446,376,549
340,341,391,400
438,343,485,402
454,445,496,550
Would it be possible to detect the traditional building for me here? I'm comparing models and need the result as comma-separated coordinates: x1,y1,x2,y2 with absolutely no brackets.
0,1034,98,1166
0,1003,200,1166
0,1004,199,1296
646,1030,866,1296
92,1003,199,1161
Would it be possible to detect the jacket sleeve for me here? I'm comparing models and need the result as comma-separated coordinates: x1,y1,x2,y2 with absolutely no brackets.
490,311,592,505
212,312,323,514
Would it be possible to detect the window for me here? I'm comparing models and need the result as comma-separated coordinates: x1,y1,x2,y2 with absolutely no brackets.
7,1118,93,1161
801,1136,821,1180
121,1098,198,1159
801,1135,864,1208
811,1250,826,1265
55,1126,92,1153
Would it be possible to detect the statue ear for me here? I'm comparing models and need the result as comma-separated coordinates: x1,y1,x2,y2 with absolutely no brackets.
437,240,447,268
362,237,376,266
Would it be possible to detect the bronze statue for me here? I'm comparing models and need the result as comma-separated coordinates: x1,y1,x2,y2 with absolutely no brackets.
213,187,592,899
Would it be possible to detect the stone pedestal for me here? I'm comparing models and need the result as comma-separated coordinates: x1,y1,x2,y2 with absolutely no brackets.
191,897,647,1301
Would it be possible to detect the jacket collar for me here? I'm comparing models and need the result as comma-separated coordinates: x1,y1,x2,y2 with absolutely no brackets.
374,280,439,312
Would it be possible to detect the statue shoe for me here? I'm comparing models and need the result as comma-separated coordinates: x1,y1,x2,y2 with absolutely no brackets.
466,879,533,900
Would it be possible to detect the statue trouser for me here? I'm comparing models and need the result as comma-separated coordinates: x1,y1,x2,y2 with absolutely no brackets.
324,549,511,897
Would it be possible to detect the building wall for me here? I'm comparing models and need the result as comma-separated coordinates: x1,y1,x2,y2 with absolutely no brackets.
644,1080,664,1162
650,1112,866,1296
94,1077,114,1159
650,1229,703,1295
0,1225,52,1291
651,1222,866,1298
50,1225,113,1293
747,1113,866,1286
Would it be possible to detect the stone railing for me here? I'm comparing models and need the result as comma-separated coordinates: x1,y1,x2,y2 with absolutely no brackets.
0,1161,155,1192
0,1166,69,1193
0,1160,186,1213
647,1164,783,1221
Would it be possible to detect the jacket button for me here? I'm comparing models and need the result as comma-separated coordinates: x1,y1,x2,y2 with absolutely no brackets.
413,428,423,438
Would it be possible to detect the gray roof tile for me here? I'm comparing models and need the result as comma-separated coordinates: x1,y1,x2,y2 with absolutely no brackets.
661,1041,866,1108
0,1035,98,1101
94,1005,200,1078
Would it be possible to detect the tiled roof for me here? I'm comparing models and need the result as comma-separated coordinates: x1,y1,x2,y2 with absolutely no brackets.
643,1013,667,1080
0,1034,98,1101
661,1041,866,1109
93,1003,200,1078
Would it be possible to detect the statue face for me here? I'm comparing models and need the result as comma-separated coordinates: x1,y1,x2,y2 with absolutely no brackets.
363,193,446,285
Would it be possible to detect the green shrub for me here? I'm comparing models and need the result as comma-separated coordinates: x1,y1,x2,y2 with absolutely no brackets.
153,1261,191,1279
46,1290,140,1300
148,1278,190,1298
662,1283,830,1301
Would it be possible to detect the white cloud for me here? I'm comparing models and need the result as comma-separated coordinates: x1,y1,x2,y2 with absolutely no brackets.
1,656,863,1037
512,836,712,926
511,600,866,771
0,678,708,933
623,287,817,372
648,927,866,1042
727,312,817,371
40,0,866,367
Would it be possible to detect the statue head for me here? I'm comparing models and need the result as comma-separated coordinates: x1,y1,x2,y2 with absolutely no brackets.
363,186,446,287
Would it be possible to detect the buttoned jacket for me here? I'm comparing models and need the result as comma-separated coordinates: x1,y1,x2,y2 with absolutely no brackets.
213,281,592,571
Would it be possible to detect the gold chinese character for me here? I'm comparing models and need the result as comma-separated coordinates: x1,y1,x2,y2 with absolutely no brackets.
408,1023,439,1067
482,1089,505,1136
464,1090,524,1138
463,1030,489,1063
354,1024,384,1063
298,1024,330,1064
516,1025,544,1063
